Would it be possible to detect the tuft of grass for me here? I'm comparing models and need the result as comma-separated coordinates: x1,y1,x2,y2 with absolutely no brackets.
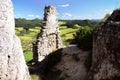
31,74,40,80
24,51,33,63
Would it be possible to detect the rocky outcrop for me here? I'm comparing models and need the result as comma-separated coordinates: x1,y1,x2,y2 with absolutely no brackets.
88,9,120,80
55,45,89,80
30,45,89,80
0,0,30,80
33,6,63,62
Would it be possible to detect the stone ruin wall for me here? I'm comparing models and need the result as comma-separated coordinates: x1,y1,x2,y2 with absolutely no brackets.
33,6,63,62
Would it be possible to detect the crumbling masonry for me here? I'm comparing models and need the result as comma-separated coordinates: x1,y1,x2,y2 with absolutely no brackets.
33,6,63,62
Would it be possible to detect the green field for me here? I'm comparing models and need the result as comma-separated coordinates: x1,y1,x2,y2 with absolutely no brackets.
15,27,40,62
15,25,80,62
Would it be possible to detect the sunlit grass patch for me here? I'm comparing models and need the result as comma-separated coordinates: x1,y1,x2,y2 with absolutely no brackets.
15,27,40,62
31,74,40,80
24,51,33,63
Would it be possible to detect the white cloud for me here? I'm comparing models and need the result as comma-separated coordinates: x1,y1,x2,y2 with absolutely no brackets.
64,13,72,17
28,14,34,17
26,14,40,19
14,14,40,19
79,9,113,19
93,9,113,19
104,9,113,14
72,16,81,19
62,13,73,19
35,15,40,18
58,4,69,7
14,14,22,18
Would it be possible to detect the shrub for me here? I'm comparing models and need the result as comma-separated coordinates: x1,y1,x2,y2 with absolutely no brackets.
101,13,110,23
19,29,26,36
72,26,93,51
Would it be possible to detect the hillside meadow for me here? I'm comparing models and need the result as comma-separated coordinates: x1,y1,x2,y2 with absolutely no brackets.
15,21,80,62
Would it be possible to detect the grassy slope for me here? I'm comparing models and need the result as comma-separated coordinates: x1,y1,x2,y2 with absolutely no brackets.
15,24,80,62
60,26,79,45
15,27,40,62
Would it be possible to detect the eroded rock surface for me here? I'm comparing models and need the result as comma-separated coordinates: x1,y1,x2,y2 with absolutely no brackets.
0,0,30,80
55,45,88,80
88,9,120,80
33,6,63,62
35,45,89,80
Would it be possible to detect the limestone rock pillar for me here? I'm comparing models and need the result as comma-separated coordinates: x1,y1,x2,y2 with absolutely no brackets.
89,10,120,80
33,6,63,62
0,0,30,80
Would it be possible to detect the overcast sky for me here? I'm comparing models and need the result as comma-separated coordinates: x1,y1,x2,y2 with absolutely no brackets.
12,0,120,20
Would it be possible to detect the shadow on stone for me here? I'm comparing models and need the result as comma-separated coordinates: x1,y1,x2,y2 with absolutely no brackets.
28,48,63,80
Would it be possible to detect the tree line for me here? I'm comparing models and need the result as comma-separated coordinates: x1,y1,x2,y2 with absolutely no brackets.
15,18,100,31
15,18,42,31
59,19,100,28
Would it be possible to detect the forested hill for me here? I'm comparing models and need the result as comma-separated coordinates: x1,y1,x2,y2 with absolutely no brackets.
15,18,100,30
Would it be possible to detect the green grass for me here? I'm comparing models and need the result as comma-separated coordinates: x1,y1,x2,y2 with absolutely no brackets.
15,27,40,62
60,26,80,45
15,26,80,62
31,74,40,80
60,27,78,39
24,51,33,62
58,21,66,25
